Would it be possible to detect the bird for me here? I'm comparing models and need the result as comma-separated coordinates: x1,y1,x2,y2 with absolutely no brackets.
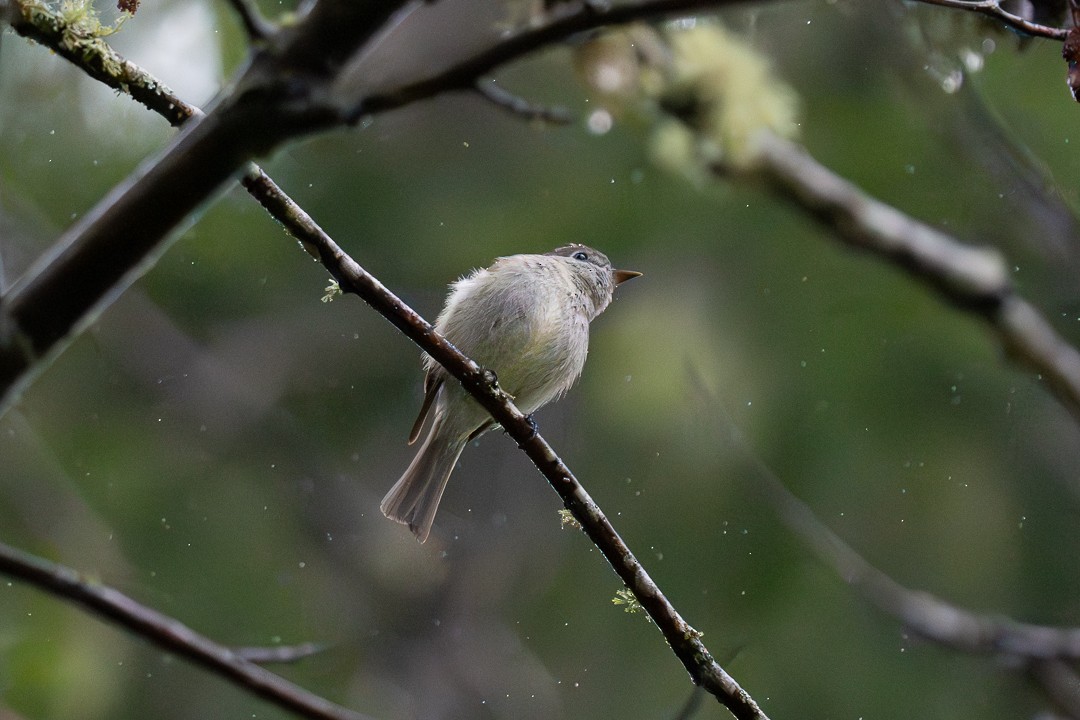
380,244,641,543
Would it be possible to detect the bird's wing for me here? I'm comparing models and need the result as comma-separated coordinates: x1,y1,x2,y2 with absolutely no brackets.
408,371,443,445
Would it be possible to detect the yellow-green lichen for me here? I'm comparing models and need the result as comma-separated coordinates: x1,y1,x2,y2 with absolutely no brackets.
558,508,582,530
612,587,644,614
321,280,342,303
650,22,800,175
21,0,129,76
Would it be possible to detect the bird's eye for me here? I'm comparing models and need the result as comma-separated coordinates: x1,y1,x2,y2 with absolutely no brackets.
573,251,588,261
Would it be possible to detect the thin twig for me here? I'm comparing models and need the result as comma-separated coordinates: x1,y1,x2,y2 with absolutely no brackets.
0,540,372,720
909,0,1068,39
473,80,573,124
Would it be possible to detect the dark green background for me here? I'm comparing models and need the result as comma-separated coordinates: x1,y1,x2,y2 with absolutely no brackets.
2,1,1080,718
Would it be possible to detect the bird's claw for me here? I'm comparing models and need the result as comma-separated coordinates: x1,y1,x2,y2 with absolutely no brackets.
524,414,540,439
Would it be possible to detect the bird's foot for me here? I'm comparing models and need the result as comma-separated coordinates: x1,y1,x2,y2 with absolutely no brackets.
524,414,540,439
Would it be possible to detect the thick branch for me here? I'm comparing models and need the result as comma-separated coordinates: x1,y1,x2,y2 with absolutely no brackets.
0,102,264,409
0,0,413,413
0,540,371,720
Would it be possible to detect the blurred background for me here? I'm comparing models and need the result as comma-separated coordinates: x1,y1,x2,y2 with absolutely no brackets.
3,1,1080,718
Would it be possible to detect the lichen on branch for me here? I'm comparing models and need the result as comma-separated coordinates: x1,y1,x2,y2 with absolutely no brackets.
576,22,800,174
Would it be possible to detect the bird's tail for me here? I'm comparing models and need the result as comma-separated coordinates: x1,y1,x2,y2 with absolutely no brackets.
380,418,466,543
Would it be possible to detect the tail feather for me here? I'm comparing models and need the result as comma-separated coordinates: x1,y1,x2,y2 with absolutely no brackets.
381,419,466,543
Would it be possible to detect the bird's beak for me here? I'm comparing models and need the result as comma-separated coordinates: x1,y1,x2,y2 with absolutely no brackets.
614,269,643,285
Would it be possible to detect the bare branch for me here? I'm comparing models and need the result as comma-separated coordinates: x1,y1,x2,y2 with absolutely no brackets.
908,0,1068,40
0,540,372,720
739,442,1080,661
472,80,573,124
748,132,1080,424
693,378,1080,712
353,0,755,119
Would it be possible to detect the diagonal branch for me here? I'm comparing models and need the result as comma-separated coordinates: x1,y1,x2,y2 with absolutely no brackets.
740,441,1080,662
0,0,413,414
692,379,1080,713
0,540,372,720
5,1,195,126
238,168,772,720
747,132,1080,424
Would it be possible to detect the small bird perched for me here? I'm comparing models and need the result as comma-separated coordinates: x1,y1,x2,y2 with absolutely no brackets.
381,244,641,543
